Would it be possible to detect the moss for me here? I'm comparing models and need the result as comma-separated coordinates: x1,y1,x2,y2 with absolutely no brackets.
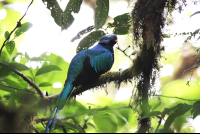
131,0,177,132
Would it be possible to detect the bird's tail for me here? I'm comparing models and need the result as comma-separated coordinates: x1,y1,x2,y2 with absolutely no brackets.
45,82,73,133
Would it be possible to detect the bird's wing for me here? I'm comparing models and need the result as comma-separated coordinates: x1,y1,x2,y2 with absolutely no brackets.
89,50,113,73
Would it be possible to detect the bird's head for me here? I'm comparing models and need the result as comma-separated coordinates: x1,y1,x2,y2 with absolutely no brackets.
98,34,118,47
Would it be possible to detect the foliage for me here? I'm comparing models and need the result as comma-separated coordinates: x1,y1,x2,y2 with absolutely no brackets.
0,0,200,133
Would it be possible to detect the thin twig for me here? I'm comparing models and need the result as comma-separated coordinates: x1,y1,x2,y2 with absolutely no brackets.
31,125,39,133
0,62,44,99
72,118,86,133
116,45,132,59
0,83,36,94
155,116,162,133
152,94,200,101
0,0,34,57
60,125,67,133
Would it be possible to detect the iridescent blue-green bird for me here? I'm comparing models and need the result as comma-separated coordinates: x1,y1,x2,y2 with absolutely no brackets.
45,34,118,133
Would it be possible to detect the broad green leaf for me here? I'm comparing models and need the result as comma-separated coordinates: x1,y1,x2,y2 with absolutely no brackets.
8,63,29,71
3,78,23,88
43,0,83,30
6,52,23,64
62,0,83,30
4,31,9,39
151,102,161,111
14,22,32,37
95,0,109,30
71,26,95,42
36,65,62,76
38,82,52,87
164,103,192,130
141,111,161,119
87,123,96,129
93,114,117,133
0,51,10,63
5,41,15,55
0,65,12,79
0,85,15,93
76,30,105,53
161,108,171,119
108,13,131,35
44,0,63,27
35,53,69,94
191,101,200,119
190,11,200,18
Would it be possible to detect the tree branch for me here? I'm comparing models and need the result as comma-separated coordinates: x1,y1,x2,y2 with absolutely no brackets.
0,62,44,99
152,94,200,101
46,57,142,102
155,116,162,133
0,0,34,57
31,125,39,133
0,83,36,94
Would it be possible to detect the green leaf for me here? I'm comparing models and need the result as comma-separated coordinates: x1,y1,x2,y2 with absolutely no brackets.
38,82,52,87
141,111,161,119
0,85,15,93
95,0,109,30
44,0,63,27
190,11,200,18
108,13,131,35
71,26,95,42
161,108,171,119
164,103,192,130
5,41,15,55
76,30,105,53
36,65,62,76
62,0,83,30
8,63,29,71
3,78,23,88
14,22,32,37
191,101,200,119
197,36,200,41
163,34,171,38
4,31,9,40
0,65,12,79
151,102,161,111
25,52,30,60
6,52,23,64
35,53,69,94
30,57,46,61
87,123,96,129
93,114,117,133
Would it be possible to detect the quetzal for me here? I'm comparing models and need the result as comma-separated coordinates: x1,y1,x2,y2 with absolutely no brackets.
45,34,118,133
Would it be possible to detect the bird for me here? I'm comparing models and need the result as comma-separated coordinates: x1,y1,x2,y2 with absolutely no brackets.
45,34,118,133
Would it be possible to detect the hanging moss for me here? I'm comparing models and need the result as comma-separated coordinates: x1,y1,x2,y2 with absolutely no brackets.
131,0,177,133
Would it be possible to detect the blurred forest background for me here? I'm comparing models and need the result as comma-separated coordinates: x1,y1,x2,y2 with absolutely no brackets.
1,0,200,133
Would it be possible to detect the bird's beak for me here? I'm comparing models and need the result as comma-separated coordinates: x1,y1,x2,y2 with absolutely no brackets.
114,40,118,42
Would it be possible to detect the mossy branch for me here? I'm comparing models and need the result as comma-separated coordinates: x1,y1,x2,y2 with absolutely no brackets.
46,57,142,102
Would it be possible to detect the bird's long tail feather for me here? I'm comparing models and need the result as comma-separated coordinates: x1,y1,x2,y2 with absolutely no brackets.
45,83,73,133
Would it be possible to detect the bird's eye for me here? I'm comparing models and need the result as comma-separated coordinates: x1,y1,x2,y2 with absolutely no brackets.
105,38,108,40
